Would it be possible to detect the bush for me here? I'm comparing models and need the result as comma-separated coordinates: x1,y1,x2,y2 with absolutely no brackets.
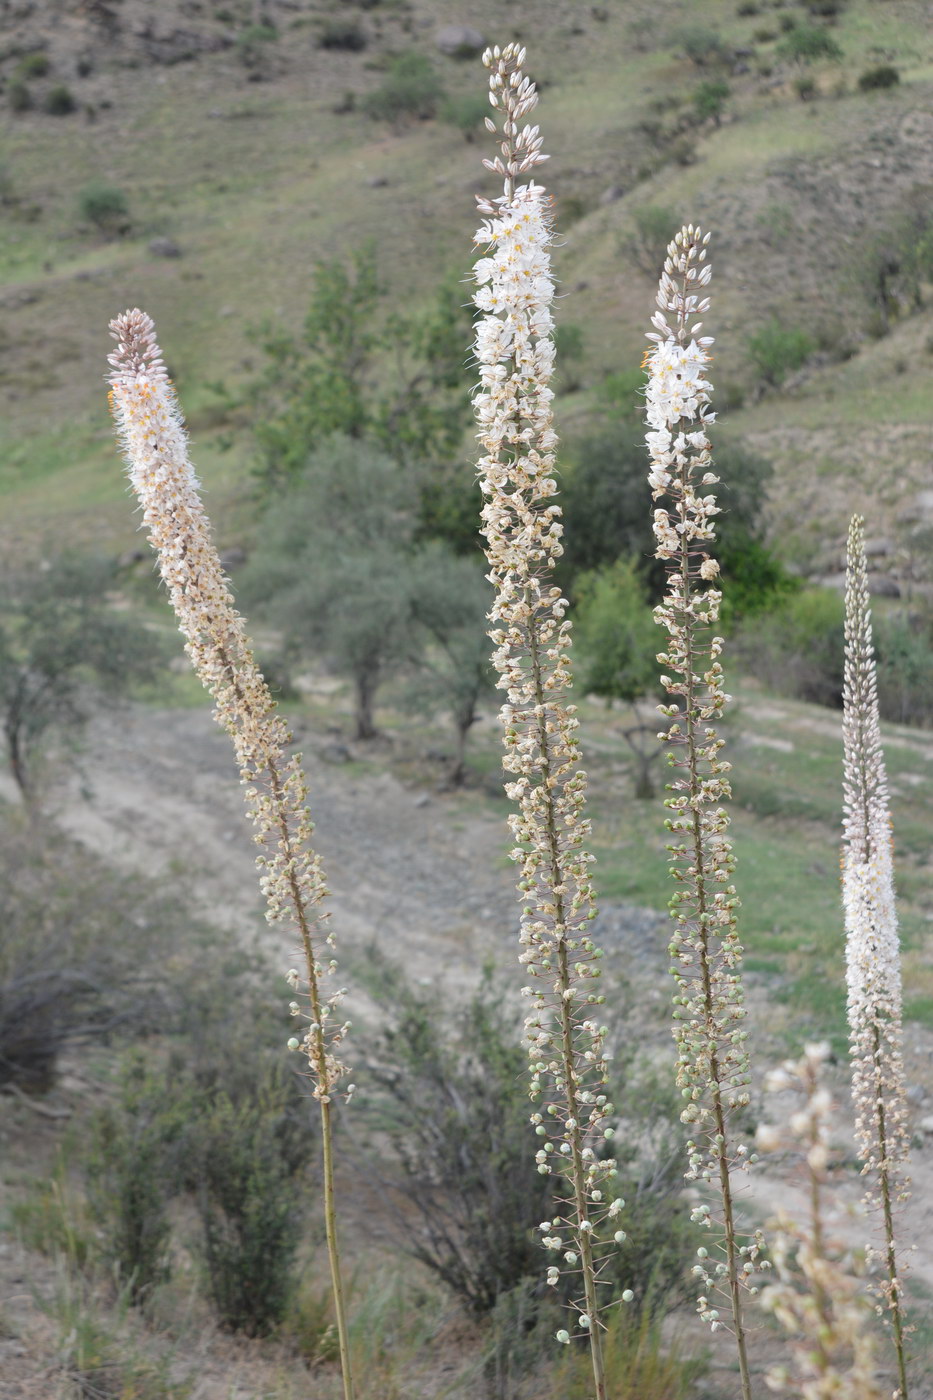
875,612,933,728
440,91,492,141
318,20,367,51
737,588,845,708
78,181,131,235
235,22,277,69
15,51,50,78
44,83,76,115
362,52,444,124
677,25,726,65
8,80,31,112
748,317,814,386
693,77,730,122
777,23,842,63
625,204,680,277
85,1055,182,1301
858,65,900,91
193,1082,308,1334
795,74,817,100
554,1307,705,1400
574,559,659,708
0,815,184,1091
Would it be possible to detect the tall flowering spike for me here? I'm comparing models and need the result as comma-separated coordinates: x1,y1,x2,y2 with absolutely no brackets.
646,228,761,1400
757,1043,884,1399
472,46,618,1400
107,310,355,1400
843,513,911,1399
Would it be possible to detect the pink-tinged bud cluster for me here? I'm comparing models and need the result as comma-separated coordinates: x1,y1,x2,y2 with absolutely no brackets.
472,44,619,1362
757,1043,883,1399
107,310,348,1100
646,230,761,1385
842,515,910,1392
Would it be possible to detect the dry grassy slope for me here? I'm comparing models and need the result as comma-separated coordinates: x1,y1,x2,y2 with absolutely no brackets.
0,0,931,566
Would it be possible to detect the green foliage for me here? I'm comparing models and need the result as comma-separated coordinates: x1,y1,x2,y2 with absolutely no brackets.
850,187,933,333
558,426,781,609
692,78,730,123
318,19,367,51
43,83,76,115
15,51,50,78
439,92,490,140
251,247,471,491
362,51,444,125
235,22,277,68
595,366,646,421
0,553,165,798
9,1161,94,1272
677,25,726,66
554,1306,705,1400
777,22,842,63
874,612,933,728
405,543,493,782
625,204,680,278
858,65,900,92
747,317,815,386
77,181,131,235
242,436,417,738
573,559,659,707
8,80,31,112
85,1055,180,1301
737,587,845,708
193,1082,307,1335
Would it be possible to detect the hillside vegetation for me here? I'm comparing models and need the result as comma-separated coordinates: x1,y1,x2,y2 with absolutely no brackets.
1,0,931,575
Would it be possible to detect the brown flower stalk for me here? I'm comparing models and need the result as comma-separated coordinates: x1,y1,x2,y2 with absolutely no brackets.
107,309,354,1400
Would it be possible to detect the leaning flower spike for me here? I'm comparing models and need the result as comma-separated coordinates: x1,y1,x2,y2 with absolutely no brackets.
646,228,762,1400
756,1043,883,1399
472,45,619,1400
107,311,355,1400
843,514,911,1399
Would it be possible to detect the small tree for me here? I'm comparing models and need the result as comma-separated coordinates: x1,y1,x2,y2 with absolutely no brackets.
251,249,471,492
406,544,493,784
242,436,418,739
0,554,164,801
692,79,730,125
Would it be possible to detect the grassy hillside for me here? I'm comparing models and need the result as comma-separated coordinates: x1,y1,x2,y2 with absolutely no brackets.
1,0,932,568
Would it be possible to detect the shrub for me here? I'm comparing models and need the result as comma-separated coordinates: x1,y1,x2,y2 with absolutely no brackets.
858,64,900,91
748,317,814,385
677,25,726,65
44,83,76,115
193,1083,308,1334
795,74,817,100
235,21,277,69
874,612,933,727
8,80,31,112
362,52,444,124
737,588,846,708
318,20,367,51
0,815,183,1091
554,1307,705,1400
15,51,50,78
439,91,490,140
693,77,730,123
78,181,131,235
573,559,659,708
84,1055,182,1301
625,204,680,277
777,22,842,63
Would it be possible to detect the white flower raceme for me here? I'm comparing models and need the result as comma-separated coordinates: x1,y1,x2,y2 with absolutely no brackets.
842,514,910,1397
107,311,356,1400
646,228,760,1400
472,45,618,1390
